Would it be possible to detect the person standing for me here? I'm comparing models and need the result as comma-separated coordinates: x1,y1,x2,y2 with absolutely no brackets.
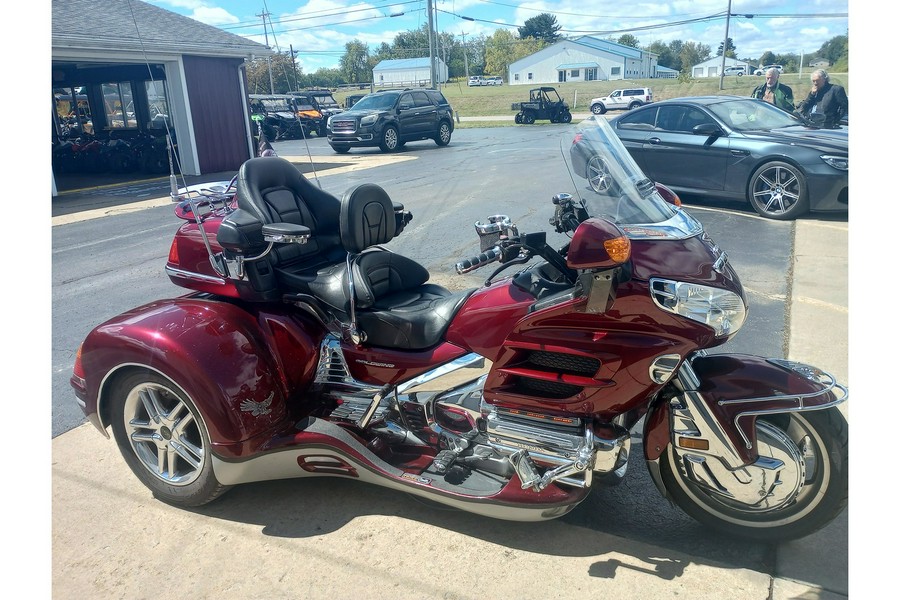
750,68,794,112
796,69,848,128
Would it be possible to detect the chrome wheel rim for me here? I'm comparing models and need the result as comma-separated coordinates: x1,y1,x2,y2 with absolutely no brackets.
123,382,206,486
752,164,802,216
587,156,615,193
384,128,398,149
439,123,451,143
670,414,830,528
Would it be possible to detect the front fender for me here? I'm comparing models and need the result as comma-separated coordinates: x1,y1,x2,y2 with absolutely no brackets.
79,297,322,447
643,353,847,465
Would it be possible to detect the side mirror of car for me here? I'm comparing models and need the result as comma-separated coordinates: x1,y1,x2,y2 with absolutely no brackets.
693,123,723,137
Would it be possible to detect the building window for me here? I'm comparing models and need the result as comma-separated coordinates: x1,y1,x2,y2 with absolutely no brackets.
611,67,621,76
101,81,136,129
570,69,580,78
514,74,520,81
527,72,533,80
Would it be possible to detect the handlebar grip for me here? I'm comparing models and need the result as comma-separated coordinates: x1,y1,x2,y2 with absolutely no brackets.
455,247,501,274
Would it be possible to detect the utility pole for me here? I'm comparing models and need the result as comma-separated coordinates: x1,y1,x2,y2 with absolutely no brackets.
461,31,469,80
718,0,732,91
290,45,300,91
426,0,437,88
258,10,275,93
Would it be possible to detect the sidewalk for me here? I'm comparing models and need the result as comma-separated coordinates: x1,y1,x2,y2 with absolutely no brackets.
49,219,849,599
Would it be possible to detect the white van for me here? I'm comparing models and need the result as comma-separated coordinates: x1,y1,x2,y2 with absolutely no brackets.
467,76,483,87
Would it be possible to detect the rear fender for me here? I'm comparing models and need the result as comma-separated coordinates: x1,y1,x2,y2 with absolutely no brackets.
80,297,322,446
643,353,847,466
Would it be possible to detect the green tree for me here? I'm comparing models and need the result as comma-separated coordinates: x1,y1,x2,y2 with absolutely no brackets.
817,34,848,66
648,40,674,69
393,24,431,58
680,41,711,75
517,13,561,43
340,39,370,84
485,29,546,77
716,37,736,57
245,51,303,94
758,51,776,67
617,34,640,48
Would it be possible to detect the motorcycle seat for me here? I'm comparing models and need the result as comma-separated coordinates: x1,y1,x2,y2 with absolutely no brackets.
307,182,474,350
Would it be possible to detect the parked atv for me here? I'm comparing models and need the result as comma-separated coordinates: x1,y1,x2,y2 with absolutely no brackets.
515,87,572,124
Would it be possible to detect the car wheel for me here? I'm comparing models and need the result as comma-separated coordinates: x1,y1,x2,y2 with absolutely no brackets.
435,121,452,146
590,104,603,115
110,370,230,507
560,111,572,124
380,125,400,152
522,112,536,124
586,155,620,195
628,102,642,110
748,161,809,220
515,113,523,124
331,144,351,154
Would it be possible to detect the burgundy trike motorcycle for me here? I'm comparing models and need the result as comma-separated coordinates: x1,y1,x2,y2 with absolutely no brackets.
70,116,847,542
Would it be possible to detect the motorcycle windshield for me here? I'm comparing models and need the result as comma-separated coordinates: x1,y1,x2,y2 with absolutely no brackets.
567,116,703,240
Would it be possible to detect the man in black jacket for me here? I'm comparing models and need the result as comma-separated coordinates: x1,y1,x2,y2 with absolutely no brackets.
797,69,848,128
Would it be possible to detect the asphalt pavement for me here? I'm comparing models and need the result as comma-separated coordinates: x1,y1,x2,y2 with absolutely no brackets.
47,136,853,599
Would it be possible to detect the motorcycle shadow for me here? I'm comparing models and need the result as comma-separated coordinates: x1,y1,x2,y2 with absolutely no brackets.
185,440,775,575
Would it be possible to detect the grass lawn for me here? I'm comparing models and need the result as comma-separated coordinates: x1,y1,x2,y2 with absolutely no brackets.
331,72,848,128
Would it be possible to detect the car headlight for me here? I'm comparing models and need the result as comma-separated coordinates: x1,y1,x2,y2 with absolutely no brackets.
821,155,848,170
326,116,332,127
650,278,747,337
360,114,377,126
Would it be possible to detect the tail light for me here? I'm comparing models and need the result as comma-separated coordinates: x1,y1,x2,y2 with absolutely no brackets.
168,238,179,265
72,343,85,380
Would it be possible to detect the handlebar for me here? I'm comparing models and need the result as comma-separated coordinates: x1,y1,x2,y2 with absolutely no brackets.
455,246,502,274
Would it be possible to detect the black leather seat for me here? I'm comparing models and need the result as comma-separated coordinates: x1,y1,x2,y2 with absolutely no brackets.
233,156,345,294
310,182,474,350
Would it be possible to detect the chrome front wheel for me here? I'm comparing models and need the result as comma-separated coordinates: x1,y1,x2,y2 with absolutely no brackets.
660,408,847,541
110,370,229,506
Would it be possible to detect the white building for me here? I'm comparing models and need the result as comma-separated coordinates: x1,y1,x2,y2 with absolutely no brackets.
507,36,658,85
372,57,448,87
690,56,754,78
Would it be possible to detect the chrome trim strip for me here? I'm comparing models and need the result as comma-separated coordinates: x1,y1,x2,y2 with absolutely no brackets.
397,353,488,395
164,265,227,285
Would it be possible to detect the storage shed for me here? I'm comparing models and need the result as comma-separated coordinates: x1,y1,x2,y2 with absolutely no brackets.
51,0,270,193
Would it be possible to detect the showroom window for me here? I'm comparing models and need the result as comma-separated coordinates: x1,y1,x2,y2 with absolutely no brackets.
102,81,136,129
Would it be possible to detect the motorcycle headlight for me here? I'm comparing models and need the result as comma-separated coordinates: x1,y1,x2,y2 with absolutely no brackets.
360,114,377,126
650,279,747,337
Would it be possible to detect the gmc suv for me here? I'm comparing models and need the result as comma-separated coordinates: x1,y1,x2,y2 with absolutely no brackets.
589,88,653,114
327,88,454,153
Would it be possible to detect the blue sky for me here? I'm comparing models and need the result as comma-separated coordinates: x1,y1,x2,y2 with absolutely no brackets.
147,1,849,72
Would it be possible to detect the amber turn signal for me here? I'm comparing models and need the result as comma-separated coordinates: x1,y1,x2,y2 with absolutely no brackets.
603,236,631,263
678,436,710,451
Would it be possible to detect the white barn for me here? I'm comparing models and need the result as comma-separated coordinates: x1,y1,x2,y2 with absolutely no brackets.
372,57,448,87
691,57,754,78
508,36,658,85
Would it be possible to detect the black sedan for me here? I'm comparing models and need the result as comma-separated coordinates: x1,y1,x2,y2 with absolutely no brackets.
605,96,848,219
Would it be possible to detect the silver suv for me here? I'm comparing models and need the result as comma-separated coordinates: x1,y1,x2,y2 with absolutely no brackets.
589,88,653,114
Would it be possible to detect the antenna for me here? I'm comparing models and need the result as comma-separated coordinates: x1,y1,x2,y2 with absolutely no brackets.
126,0,186,193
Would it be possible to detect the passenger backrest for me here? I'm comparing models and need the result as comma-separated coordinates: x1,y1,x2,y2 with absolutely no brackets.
235,157,343,269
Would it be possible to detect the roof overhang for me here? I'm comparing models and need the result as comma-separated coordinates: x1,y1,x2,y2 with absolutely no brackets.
556,62,599,69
